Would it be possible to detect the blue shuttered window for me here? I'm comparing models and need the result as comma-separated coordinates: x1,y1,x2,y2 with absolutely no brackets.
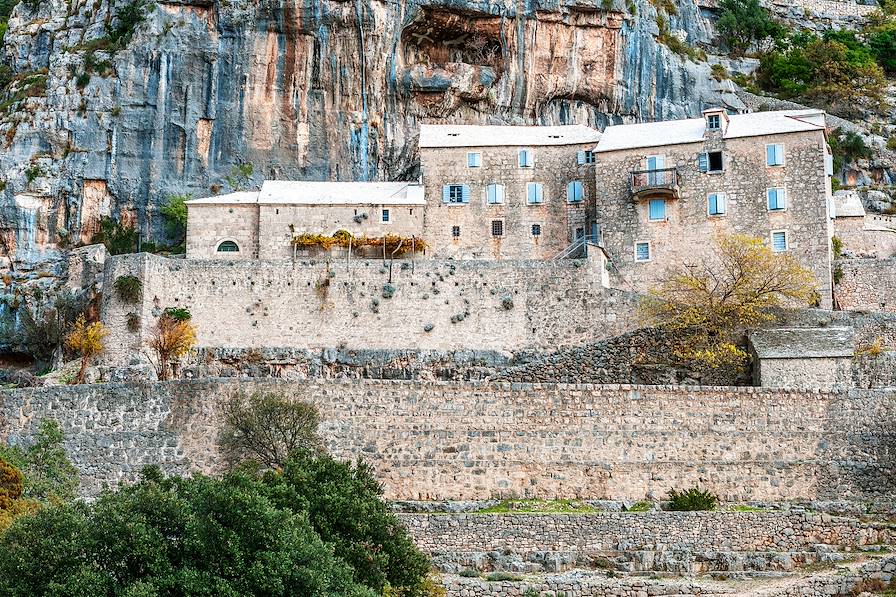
519,149,534,168
771,231,788,252
443,184,470,204
698,152,709,173
467,152,482,168
527,183,544,204
708,193,726,216
576,150,596,165
767,188,786,211
766,144,784,166
567,181,584,203
648,199,666,221
635,242,651,262
486,183,505,204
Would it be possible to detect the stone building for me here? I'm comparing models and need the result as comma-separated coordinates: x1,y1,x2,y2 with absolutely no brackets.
419,124,602,259
185,181,425,260
593,109,835,307
832,190,896,259
749,327,854,389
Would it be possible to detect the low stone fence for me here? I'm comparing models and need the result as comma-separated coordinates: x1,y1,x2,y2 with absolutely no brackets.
402,511,893,573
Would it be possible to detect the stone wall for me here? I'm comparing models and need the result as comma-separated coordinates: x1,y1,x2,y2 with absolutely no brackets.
402,511,893,573
420,143,597,259
833,217,896,259
1,380,895,503
836,258,896,312
594,130,833,307
98,252,633,368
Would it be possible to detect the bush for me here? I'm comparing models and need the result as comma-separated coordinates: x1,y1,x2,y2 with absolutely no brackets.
715,0,782,56
485,572,521,582
113,274,142,303
162,306,191,321
148,313,196,380
160,193,190,248
829,129,873,172
64,315,108,384
0,470,376,597
91,217,138,255
667,486,718,511
0,420,79,503
262,453,432,595
219,391,322,471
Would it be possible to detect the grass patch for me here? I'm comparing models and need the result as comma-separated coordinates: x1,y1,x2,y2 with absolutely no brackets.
476,499,599,514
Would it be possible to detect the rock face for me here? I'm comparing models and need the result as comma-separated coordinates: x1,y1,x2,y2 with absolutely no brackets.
0,0,736,271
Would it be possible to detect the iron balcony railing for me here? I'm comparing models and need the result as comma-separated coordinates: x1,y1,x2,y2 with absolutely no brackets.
630,167,681,198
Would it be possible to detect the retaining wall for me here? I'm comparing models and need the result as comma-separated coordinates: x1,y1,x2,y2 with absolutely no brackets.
836,258,896,312
1,380,895,503
99,253,635,368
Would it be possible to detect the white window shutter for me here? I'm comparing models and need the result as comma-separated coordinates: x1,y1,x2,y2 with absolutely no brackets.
698,152,708,173
461,185,471,203
825,155,834,176
496,184,505,203
442,186,451,203
577,150,586,165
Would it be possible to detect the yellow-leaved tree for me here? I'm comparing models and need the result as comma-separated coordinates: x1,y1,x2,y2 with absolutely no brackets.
148,314,197,381
640,234,818,374
65,315,109,384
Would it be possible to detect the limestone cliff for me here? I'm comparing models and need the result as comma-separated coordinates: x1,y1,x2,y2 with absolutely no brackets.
0,0,736,271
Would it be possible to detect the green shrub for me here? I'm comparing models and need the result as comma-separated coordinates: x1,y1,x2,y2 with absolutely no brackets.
829,129,873,172
459,569,480,578
832,236,843,259
113,275,142,303
91,217,138,255
887,137,896,151
667,486,718,511
715,0,782,56
0,420,79,502
162,306,191,321
160,193,190,246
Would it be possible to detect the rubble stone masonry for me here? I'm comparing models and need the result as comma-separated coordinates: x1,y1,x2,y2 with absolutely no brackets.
836,258,896,312
1,380,894,503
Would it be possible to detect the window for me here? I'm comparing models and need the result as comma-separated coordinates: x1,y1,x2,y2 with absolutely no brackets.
766,144,784,167
708,193,726,216
771,230,788,252
217,240,240,253
648,198,666,221
486,183,505,205
531,224,541,236
381,209,390,223
452,225,460,238
442,184,470,204
767,187,787,211
526,182,544,205
491,220,504,236
467,152,482,168
699,151,723,173
635,242,651,262
577,150,596,165
567,181,584,203
707,114,721,130
575,228,585,239
518,149,534,168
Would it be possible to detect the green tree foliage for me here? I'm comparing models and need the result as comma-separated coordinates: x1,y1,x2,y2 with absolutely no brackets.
220,391,323,470
160,193,190,248
715,0,782,56
263,454,433,596
868,22,896,74
757,31,887,118
828,128,873,172
15,291,87,367
0,469,376,597
0,420,79,503
92,217,138,255
0,457,39,533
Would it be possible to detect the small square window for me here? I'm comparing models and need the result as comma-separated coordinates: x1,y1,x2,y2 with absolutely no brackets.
381,209,390,223
467,152,482,168
491,220,504,237
648,199,666,221
635,242,651,262
708,151,723,172
707,114,721,130
531,224,541,236
452,225,460,238
771,230,788,252
575,228,585,239
767,144,784,167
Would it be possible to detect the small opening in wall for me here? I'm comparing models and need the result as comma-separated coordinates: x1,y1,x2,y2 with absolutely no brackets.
276,209,279,215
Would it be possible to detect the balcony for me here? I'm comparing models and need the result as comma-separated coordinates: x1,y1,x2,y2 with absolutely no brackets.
630,168,680,200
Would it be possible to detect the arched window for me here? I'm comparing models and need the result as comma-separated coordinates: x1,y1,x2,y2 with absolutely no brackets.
217,240,240,253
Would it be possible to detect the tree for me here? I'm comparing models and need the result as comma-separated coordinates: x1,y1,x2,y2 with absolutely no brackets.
262,454,433,596
0,458,38,533
641,234,817,373
65,315,108,384
0,419,80,503
147,313,196,380
91,217,138,255
868,23,896,74
715,0,782,56
160,193,190,248
219,391,323,471
0,470,376,597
